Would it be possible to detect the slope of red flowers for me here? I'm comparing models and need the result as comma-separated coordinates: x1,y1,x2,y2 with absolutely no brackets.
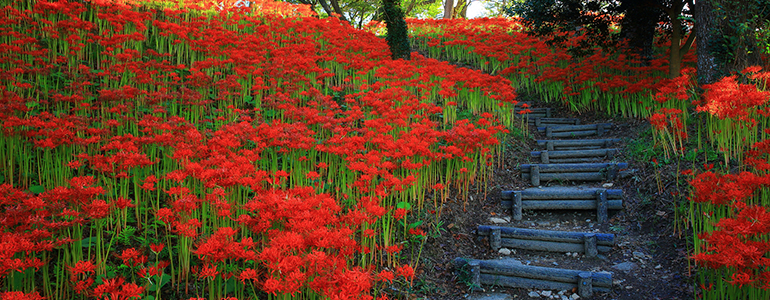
0,1,518,299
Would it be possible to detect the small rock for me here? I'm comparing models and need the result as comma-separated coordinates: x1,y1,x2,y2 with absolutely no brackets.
656,210,667,216
490,217,509,224
585,219,591,223
626,286,633,290
565,252,572,257
633,251,646,259
655,264,662,269
552,262,559,266
611,262,639,272
602,183,613,188
572,252,579,258
571,294,580,300
540,291,552,297
560,296,569,300
528,291,540,298
499,248,512,255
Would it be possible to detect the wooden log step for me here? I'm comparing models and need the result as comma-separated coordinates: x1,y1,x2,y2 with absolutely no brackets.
520,163,628,173
520,163,632,184
501,187,623,200
531,149,619,163
515,107,552,118
527,117,580,126
454,258,611,297
520,199,623,210
536,139,621,151
537,124,612,138
537,123,613,133
500,188,624,222
478,225,614,256
537,157,609,163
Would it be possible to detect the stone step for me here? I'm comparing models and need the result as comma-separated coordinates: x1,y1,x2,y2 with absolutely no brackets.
477,225,614,257
530,148,619,163
501,187,624,222
454,258,611,297
536,139,621,151
537,123,612,138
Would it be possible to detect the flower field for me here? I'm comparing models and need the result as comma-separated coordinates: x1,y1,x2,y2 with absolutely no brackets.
408,17,770,300
0,1,519,299
4,0,770,299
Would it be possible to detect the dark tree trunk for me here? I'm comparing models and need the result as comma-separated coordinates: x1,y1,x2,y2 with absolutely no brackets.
383,0,411,60
619,0,658,64
329,0,348,22
694,0,722,85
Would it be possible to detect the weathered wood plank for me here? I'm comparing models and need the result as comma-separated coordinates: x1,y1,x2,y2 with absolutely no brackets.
454,258,612,288
477,225,615,245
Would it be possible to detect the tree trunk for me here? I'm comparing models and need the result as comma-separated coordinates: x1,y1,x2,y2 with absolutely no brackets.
383,0,411,60
694,0,721,85
443,0,454,19
329,0,348,22
667,3,683,78
455,0,468,19
619,1,658,65
317,0,335,18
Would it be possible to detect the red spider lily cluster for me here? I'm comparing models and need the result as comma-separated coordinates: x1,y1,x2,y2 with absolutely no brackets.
0,0,517,299
408,18,695,118
679,67,770,298
695,67,770,162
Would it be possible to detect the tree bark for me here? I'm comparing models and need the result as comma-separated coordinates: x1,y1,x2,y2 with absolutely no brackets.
443,0,454,19
317,0,335,18
619,1,658,64
694,0,721,85
329,0,348,22
666,1,685,78
383,0,411,60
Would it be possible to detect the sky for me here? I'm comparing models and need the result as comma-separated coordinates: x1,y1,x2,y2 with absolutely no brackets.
466,1,489,19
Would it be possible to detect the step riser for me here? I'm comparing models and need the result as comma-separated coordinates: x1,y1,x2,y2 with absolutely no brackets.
455,258,610,297
477,225,615,245
500,199,623,210
531,149,618,158
537,124,612,133
502,188,623,200
532,149,618,163
479,226,613,256
504,189,620,222
547,131,601,138
520,163,628,172
478,274,609,295
537,139,621,151
499,238,612,254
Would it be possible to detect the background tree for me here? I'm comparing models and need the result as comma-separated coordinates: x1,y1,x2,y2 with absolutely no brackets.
696,0,769,85
442,0,472,19
383,0,412,60
510,0,696,78
511,0,622,55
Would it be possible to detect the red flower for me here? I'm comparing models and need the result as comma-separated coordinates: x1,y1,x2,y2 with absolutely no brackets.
396,264,414,279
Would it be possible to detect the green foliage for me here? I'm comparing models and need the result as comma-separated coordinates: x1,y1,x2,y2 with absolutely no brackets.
708,0,770,74
510,0,621,56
